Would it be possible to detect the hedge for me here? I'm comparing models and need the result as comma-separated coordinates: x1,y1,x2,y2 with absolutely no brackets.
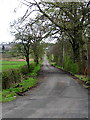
2,63,37,89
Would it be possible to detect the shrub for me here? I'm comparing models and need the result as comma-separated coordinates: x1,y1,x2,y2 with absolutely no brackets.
20,65,29,75
70,63,79,74
30,63,41,76
2,65,31,89
29,63,37,71
2,69,21,89
64,55,79,74
2,63,40,89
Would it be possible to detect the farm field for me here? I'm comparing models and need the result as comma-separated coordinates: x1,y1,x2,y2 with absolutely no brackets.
0,60,32,71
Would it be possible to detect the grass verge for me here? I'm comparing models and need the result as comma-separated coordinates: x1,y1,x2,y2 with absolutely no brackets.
0,77,37,102
1,62,42,102
28,63,41,76
75,75,89,89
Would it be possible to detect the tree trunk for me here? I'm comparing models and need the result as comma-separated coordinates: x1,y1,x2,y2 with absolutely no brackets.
26,55,30,70
54,55,58,65
34,54,39,64
81,53,87,75
72,42,80,63
87,41,90,81
62,42,65,67
72,42,82,73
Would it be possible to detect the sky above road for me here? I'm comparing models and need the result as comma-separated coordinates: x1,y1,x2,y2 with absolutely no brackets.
0,0,28,43
0,0,88,43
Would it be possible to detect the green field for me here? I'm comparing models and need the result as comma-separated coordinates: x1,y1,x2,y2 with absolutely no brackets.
0,61,28,71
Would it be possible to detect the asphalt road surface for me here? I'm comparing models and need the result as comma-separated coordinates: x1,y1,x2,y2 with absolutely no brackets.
2,55,88,118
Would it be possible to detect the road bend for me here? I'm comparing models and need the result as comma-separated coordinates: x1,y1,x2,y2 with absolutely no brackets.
2,55,88,118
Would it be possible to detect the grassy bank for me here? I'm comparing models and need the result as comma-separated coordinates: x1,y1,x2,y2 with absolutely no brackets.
0,77,37,102
1,62,42,102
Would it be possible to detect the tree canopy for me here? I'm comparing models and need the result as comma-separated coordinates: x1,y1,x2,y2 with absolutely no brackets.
11,0,90,80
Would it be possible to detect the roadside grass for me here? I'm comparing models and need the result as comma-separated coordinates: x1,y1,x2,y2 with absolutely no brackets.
0,77,37,102
75,75,89,88
75,74,88,82
0,90,17,102
28,63,41,76
1,61,42,102
51,62,64,70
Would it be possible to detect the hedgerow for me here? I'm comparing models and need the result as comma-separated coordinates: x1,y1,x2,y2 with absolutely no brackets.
2,63,38,89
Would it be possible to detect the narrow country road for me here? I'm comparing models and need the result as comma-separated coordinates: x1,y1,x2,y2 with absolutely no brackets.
2,55,88,118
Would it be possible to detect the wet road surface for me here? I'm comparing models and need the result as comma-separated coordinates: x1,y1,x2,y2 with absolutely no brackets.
2,55,88,118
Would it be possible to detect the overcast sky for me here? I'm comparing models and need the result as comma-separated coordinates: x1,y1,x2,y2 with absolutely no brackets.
0,0,88,43
0,0,28,43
